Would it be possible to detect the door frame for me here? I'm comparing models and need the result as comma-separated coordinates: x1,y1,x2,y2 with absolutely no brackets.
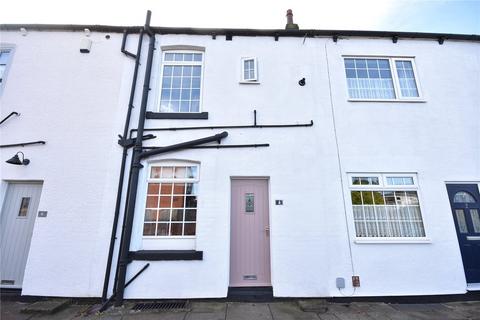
445,181,480,285
0,180,43,289
228,176,272,288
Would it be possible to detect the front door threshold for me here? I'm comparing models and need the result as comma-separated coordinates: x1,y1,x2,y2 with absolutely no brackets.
227,286,273,302
467,283,480,291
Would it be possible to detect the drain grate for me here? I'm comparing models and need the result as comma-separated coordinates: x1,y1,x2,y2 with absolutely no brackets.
132,301,187,311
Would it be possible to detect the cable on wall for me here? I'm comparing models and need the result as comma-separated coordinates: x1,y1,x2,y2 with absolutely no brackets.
324,40,357,296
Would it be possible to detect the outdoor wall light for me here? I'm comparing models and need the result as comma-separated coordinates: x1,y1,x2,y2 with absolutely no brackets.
298,78,306,86
6,152,30,165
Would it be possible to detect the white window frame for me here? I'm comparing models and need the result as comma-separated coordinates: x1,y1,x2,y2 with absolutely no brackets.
0,46,15,96
343,56,424,102
240,57,259,83
142,161,200,241
347,173,430,243
157,50,204,113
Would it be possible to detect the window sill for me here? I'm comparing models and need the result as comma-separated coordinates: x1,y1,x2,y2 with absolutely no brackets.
146,112,209,120
348,99,426,103
354,238,431,244
129,250,203,261
239,81,260,85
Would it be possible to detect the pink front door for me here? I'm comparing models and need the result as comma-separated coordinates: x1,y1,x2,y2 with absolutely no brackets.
230,179,271,287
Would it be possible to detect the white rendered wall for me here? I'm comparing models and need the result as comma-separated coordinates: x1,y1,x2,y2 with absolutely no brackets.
1,30,478,299
0,30,130,297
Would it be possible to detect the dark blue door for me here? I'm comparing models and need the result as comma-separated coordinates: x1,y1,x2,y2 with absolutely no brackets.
446,184,480,283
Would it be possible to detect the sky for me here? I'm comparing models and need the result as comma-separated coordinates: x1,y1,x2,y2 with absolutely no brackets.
0,0,479,35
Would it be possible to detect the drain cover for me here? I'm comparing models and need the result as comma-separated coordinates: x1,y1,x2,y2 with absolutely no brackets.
132,301,187,311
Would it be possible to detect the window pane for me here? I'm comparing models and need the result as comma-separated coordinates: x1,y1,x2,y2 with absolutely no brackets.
455,209,468,233
164,53,174,61
471,209,480,233
186,183,197,195
454,191,476,203
384,191,396,205
148,183,159,194
373,191,385,205
185,209,196,221
161,167,174,178
387,176,414,185
406,191,419,205
143,223,156,236
187,166,198,178
395,60,419,97
184,223,196,235
151,167,161,178
171,209,184,221
146,196,158,208
157,223,169,236
172,195,185,208
159,196,171,207
171,223,183,235
345,58,395,99
144,209,157,222
158,209,170,221
352,177,361,185
186,196,197,208
160,183,173,194
18,197,30,217
362,191,373,205
193,53,202,61
173,183,185,194
351,191,362,205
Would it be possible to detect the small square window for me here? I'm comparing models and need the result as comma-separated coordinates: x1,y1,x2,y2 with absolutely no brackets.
241,57,258,82
0,48,13,95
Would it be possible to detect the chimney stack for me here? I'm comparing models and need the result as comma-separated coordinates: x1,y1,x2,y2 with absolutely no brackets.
285,9,299,30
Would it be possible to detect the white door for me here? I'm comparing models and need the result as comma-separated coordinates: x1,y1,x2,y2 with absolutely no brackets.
0,182,42,288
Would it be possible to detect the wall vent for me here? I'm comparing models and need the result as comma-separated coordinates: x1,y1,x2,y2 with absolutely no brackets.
132,301,187,311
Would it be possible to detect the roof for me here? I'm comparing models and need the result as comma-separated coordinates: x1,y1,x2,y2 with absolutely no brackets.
1,24,479,42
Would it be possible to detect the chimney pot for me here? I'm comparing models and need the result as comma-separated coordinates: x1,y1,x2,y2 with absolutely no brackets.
285,9,299,30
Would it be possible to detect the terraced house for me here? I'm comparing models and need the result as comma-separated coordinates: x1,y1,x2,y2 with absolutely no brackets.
0,10,479,305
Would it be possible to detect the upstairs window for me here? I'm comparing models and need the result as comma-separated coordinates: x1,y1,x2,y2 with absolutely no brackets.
349,173,426,238
0,49,13,94
344,57,421,101
241,57,258,82
143,164,199,237
159,51,203,113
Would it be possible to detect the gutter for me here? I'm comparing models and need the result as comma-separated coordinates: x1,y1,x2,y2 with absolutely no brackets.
1,24,479,42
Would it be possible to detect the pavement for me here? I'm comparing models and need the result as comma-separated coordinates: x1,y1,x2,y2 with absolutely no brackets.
1,299,480,320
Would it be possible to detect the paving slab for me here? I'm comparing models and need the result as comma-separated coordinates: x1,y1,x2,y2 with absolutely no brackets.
318,314,340,320
298,299,328,313
226,302,273,320
122,311,187,320
444,301,480,319
0,301,35,320
269,302,319,320
390,303,451,312
323,304,375,320
186,301,226,320
186,312,225,320
20,299,70,314
189,301,226,313
29,305,88,320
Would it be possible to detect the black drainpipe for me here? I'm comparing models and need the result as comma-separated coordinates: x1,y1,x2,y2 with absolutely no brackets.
101,25,145,301
114,10,155,306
